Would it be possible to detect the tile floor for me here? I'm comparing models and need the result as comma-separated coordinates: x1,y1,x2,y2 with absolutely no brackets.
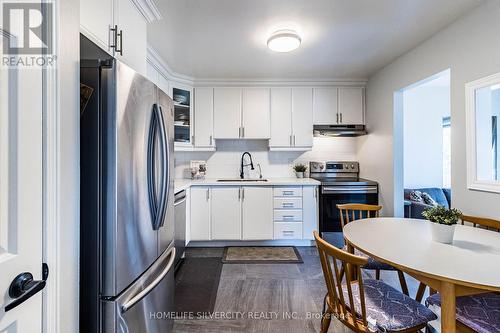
173,247,429,333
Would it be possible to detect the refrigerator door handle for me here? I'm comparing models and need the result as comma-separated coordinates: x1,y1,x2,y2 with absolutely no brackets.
120,247,176,313
147,105,158,224
155,104,170,229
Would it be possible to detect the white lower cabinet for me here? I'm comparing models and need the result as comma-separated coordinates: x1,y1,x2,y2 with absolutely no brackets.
189,185,318,242
211,187,241,240
274,222,303,239
302,186,319,240
190,187,210,241
242,187,273,240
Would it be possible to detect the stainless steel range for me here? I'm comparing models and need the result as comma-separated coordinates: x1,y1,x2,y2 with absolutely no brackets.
310,161,378,245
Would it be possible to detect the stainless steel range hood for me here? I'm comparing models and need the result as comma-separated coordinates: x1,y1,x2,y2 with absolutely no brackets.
313,124,367,137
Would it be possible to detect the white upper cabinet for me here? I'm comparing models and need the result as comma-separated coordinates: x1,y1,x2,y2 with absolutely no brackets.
270,87,313,149
213,88,241,139
146,60,159,86
80,0,113,54
338,87,365,125
242,187,273,240
114,0,147,76
80,0,147,75
194,88,215,148
270,88,292,147
211,187,241,240
313,87,338,125
241,88,271,139
157,74,170,98
292,88,313,147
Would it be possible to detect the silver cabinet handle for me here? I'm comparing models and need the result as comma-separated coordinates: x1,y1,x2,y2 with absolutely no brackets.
121,247,175,313
242,127,245,138
293,135,296,146
282,203,294,208
283,231,294,235
242,187,245,200
283,190,294,196
238,127,241,138
336,113,339,124
290,135,292,146
238,187,241,201
206,188,210,200
209,135,213,146
340,113,343,123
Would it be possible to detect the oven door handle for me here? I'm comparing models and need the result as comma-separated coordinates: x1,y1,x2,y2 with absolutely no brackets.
321,186,378,194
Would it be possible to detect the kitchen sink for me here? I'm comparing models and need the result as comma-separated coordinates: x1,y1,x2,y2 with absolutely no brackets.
216,179,268,182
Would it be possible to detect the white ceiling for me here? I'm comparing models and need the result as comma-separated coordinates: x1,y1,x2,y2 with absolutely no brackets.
148,0,483,80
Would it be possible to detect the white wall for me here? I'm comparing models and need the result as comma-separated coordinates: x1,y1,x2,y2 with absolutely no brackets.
175,137,357,179
358,0,500,217
403,85,450,188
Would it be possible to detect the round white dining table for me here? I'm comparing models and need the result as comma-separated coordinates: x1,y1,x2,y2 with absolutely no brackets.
343,217,500,333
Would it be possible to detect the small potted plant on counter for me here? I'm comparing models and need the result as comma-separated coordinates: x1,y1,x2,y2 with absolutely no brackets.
293,163,307,178
422,205,462,244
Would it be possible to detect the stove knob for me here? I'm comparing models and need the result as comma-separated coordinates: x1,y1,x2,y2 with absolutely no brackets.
351,164,356,169
344,165,349,169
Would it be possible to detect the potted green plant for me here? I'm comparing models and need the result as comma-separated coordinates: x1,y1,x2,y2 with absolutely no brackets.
422,206,462,244
292,163,307,178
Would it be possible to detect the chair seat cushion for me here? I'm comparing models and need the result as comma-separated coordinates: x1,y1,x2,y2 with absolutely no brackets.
342,245,397,271
426,292,500,333
343,279,437,332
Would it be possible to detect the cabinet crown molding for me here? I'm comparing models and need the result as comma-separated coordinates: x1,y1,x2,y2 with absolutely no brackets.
132,0,162,22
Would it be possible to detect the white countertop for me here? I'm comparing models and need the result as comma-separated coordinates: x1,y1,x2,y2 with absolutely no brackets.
174,177,320,193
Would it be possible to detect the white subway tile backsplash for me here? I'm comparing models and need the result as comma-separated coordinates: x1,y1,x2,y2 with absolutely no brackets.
174,137,357,179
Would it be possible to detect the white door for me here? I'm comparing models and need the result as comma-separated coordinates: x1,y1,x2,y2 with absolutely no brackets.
302,187,319,240
313,87,338,125
241,88,270,139
270,88,292,147
80,0,114,54
211,187,241,240
114,0,147,75
338,87,365,125
0,14,44,331
292,87,313,147
242,187,273,240
190,187,211,240
194,88,214,148
213,88,241,139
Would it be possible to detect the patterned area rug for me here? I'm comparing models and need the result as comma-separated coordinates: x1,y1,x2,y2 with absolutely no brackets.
222,246,303,264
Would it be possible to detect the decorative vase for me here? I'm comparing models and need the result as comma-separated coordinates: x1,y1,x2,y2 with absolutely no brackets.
296,172,304,178
430,223,455,244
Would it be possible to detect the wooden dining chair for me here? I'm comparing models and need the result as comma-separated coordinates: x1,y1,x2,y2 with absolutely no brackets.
337,204,409,296
423,215,500,333
314,231,437,333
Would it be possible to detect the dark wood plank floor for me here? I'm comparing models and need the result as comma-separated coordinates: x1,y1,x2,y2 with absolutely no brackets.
173,247,428,333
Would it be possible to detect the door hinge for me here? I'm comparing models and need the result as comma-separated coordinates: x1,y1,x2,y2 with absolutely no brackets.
42,262,49,281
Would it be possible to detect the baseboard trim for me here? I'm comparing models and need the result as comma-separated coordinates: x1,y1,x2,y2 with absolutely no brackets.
188,240,315,247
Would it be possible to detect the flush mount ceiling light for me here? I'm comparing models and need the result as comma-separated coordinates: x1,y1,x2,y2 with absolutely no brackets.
267,30,301,53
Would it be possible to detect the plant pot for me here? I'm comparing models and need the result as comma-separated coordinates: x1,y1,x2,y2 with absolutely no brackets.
430,223,455,244
295,172,304,178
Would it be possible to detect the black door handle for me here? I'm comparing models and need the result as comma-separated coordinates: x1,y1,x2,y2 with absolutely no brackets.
5,272,46,312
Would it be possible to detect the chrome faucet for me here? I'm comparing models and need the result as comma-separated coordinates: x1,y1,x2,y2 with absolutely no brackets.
240,152,254,179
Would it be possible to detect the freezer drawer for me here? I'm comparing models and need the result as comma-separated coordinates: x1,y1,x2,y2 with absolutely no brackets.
102,246,176,333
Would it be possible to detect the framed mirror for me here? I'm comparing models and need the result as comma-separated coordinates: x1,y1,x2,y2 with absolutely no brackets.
466,72,500,193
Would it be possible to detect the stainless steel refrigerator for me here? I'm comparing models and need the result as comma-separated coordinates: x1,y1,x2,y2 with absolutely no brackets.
80,58,175,333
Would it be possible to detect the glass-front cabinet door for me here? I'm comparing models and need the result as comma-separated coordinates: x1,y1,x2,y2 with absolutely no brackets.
171,83,193,150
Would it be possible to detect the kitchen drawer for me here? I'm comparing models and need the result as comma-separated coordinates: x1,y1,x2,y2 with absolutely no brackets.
274,222,303,239
274,210,302,222
274,197,302,209
273,187,302,197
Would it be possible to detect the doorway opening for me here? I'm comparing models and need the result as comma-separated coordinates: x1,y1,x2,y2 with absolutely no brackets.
393,69,451,218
